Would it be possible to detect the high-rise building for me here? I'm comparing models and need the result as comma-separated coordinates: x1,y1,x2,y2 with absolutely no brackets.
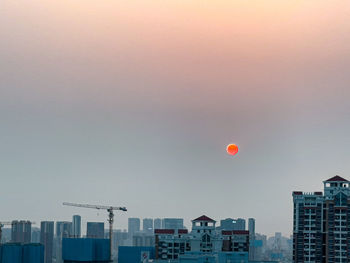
143,218,153,233
41,221,54,263
154,218,162,230
128,218,140,238
56,221,72,238
248,218,255,260
293,175,350,263
162,218,184,230
86,222,104,239
11,220,31,243
220,218,246,230
56,222,72,263
72,215,81,238
32,227,41,243
248,218,255,237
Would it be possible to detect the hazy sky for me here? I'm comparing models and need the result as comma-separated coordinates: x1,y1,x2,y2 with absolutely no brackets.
1,0,350,236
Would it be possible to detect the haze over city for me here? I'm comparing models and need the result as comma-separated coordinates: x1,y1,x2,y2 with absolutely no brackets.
2,0,350,238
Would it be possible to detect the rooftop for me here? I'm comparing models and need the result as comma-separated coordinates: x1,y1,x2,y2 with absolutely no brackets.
192,215,215,222
325,175,349,182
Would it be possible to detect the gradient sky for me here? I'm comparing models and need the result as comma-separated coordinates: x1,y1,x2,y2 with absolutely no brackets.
1,0,350,236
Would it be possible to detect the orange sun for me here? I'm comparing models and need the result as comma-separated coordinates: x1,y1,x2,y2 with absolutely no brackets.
226,144,238,156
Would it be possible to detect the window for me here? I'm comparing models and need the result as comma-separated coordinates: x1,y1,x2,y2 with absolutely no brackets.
202,234,211,243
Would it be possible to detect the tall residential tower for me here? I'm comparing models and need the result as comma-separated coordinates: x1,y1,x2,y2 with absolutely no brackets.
72,215,81,238
293,175,350,263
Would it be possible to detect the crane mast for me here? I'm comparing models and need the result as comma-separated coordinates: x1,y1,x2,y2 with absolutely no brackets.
63,202,127,262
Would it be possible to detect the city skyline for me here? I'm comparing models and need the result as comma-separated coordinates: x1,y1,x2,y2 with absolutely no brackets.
2,0,350,238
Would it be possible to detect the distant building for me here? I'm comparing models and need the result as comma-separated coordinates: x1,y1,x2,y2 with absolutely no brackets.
293,175,350,263
220,218,246,231
273,232,282,250
143,218,153,233
154,218,162,230
40,221,54,263
248,218,255,260
128,218,140,238
162,218,184,230
86,222,104,239
248,218,255,237
132,233,155,247
56,222,72,238
72,215,81,238
1,228,11,243
113,230,128,247
31,227,40,243
11,220,31,243
55,222,72,263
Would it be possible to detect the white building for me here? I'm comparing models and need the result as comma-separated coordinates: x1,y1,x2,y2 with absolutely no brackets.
155,215,250,262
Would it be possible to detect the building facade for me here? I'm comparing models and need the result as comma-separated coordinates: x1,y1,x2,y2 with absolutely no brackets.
293,175,350,263
163,218,184,230
132,233,155,247
55,221,72,263
40,221,54,263
128,218,141,238
154,218,162,230
220,218,246,231
248,218,256,260
154,215,250,262
11,220,31,243
86,222,105,239
143,218,154,233
72,215,81,238
56,222,72,238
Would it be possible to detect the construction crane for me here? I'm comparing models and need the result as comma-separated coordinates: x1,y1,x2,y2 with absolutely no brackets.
0,222,11,244
63,202,127,262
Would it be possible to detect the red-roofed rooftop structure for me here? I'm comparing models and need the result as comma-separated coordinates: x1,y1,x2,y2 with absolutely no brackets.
324,175,349,182
192,215,216,222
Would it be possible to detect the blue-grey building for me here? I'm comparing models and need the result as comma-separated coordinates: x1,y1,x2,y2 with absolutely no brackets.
128,218,140,238
142,219,153,233
162,218,184,230
56,222,72,238
40,221,54,263
11,221,31,244
219,218,246,231
31,228,40,243
72,215,81,238
56,221,72,263
154,219,162,230
86,222,104,239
